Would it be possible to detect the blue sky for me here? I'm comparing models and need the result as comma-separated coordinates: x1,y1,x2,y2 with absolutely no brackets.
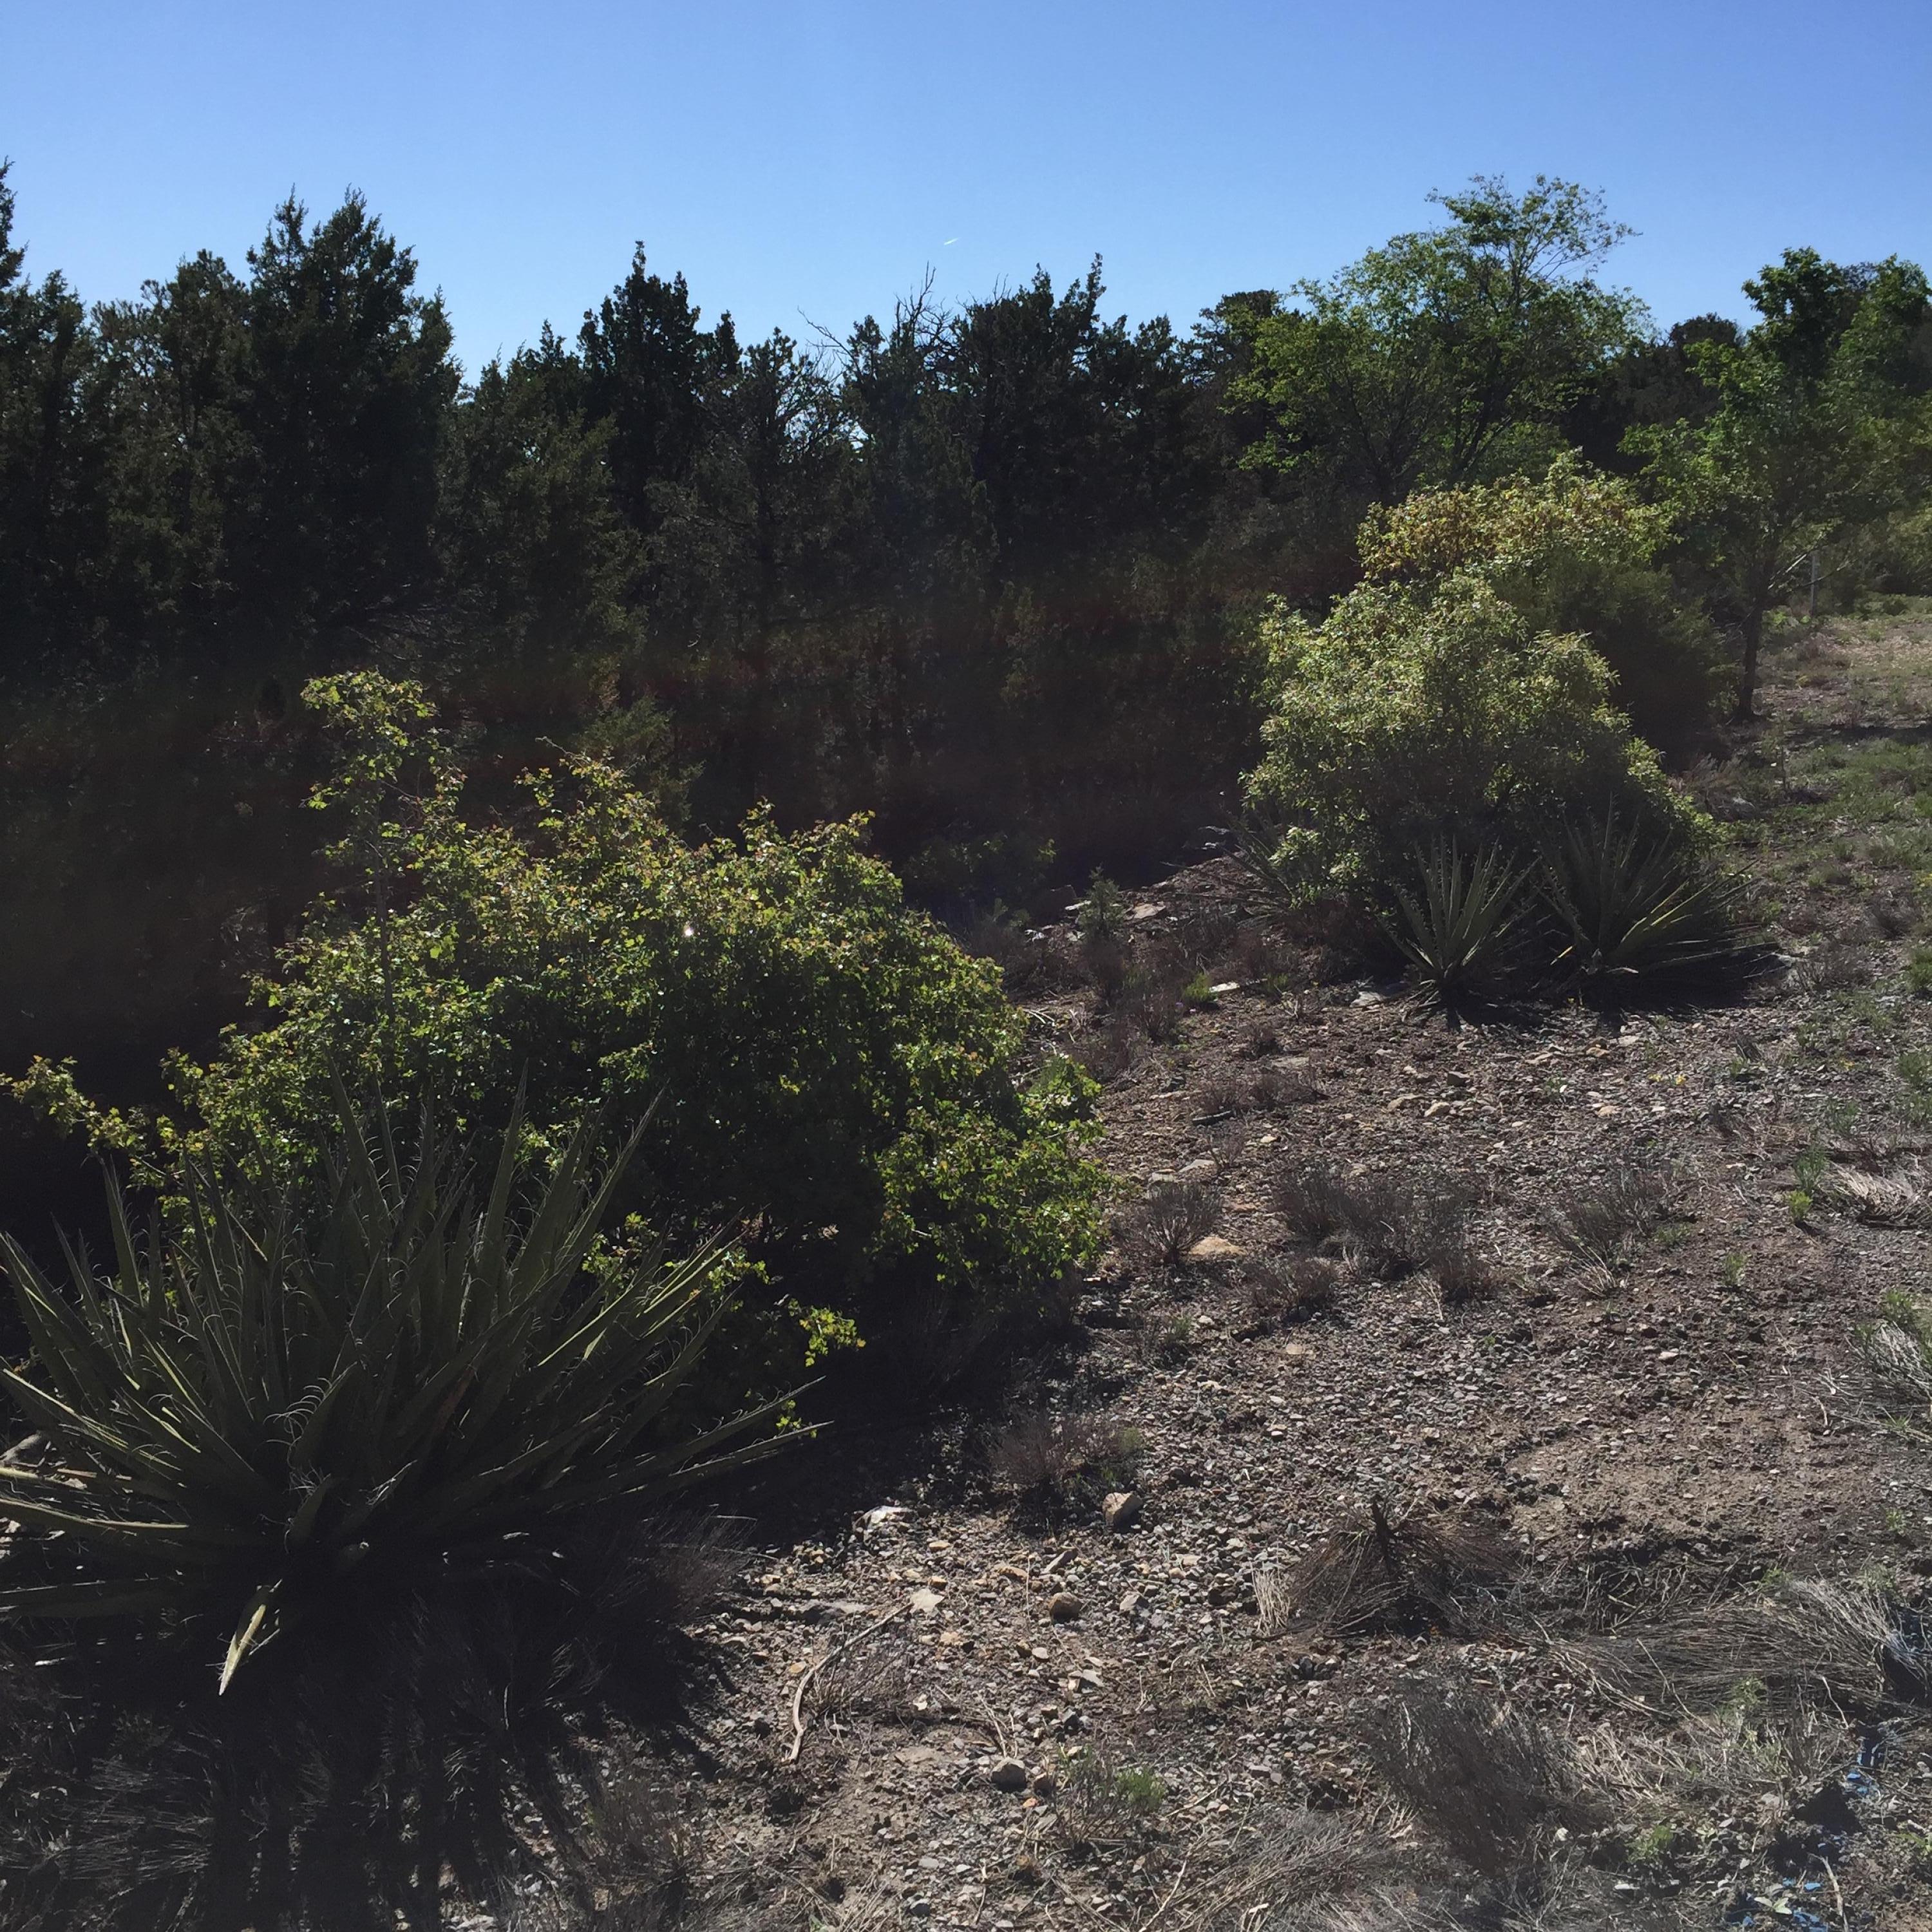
5,1,1928,375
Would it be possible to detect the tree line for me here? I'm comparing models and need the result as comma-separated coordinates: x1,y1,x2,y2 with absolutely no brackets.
1,166,1927,1103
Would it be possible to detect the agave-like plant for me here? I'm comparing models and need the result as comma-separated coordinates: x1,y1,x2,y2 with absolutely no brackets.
1543,818,1751,985
0,1100,793,1689
1382,840,1530,1003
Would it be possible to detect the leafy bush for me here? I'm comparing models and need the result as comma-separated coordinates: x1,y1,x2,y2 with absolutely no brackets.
1244,460,1707,900
0,1101,782,1687
1543,817,1754,985
19,676,1106,1385
1383,840,1530,1002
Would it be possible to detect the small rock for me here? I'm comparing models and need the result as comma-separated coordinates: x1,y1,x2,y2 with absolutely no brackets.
1119,1588,1142,1615
1103,1490,1143,1531
1047,1591,1084,1622
908,1586,943,1613
1030,1768,1057,1797
1177,1158,1218,1181
987,1757,1030,1792
1208,981,1240,996
1424,1099,1452,1119
1186,1234,1244,1264
1282,1342,1314,1366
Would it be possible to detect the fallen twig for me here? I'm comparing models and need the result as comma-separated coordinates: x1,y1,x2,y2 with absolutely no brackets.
785,1600,910,1765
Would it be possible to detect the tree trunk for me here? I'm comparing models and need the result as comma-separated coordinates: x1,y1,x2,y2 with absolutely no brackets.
1732,604,1765,723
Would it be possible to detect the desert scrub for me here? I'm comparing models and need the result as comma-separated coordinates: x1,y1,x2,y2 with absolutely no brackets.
1242,459,1709,902
14,676,1106,1398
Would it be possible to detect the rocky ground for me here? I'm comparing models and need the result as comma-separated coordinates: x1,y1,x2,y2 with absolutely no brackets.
515,609,1932,1932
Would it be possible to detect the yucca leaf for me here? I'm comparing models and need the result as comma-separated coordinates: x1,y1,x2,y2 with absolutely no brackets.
221,1582,280,1694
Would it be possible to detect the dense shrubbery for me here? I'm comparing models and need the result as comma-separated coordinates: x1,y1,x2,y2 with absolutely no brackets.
1244,460,1709,900
19,675,1106,1387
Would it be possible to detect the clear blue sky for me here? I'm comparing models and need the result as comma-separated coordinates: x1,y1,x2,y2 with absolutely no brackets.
5,1,1928,375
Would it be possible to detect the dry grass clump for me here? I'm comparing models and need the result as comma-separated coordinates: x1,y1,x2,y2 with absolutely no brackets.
1120,1179,1218,1269
1282,1499,1519,1637
1273,1161,1495,1302
1245,1254,1343,1330
1070,1014,1142,1084
1795,939,1875,993
1198,1065,1319,1118
1868,887,1922,939
989,1412,1142,1507
1236,1016,1283,1059
1824,1162,1926,1226
1115,947,1195,1043
1359,1686,1590,1877
1545,1158,1671,1273
1562,1577,1917,1721
1155,1808,1399,1932
1056,1749,1167,1850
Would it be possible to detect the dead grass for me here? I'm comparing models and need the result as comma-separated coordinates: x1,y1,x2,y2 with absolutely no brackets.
1545,1159,1671,1274
989,1412,1143,1508
1359,1685,1590,1877
1280,1500,1519,1637
1562,1577,1912,1721
1244,1254,1343,1331
1273,1161,1495,1302
1120,1179,1218,1269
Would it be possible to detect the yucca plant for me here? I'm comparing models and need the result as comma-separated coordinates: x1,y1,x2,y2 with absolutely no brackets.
1543,817,1752,985
0,1099,793,1690
1381,840,1529,1003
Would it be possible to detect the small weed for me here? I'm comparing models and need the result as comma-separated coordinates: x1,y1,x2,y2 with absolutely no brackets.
1721,1251,1748,1289
1629,1822,1677,1871
1913,949,1932,996
1147,1313,1199,1363
1792,1144,1830,1193
1786,1188,1815,1225
1180,970,1217,1010
1057,1752,1166,1849
1900,1049,1932,1125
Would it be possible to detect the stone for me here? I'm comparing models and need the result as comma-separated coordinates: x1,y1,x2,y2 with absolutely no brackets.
1103,1490,1143,1532
909,1586,943,1613
1186,1234,1244,1264
987,1756,1030,1791
1046,1591,1084,1622
1177,1159,1218,1182
1281,1342,1313,1366
1030,1768,1057,1797
1119,1587,1142,1615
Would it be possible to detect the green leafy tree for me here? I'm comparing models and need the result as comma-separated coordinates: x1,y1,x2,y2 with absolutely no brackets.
1632,249,1931,717
1231,176,1645,506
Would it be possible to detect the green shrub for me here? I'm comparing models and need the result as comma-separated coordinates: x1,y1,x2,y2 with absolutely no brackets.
1382,840,1530,1002
1542,817,1754,985
1244,461,1707,900
0,1101,783,1687
15,675,1106,1389
1076,868,1132,943
1908,945,1932,994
